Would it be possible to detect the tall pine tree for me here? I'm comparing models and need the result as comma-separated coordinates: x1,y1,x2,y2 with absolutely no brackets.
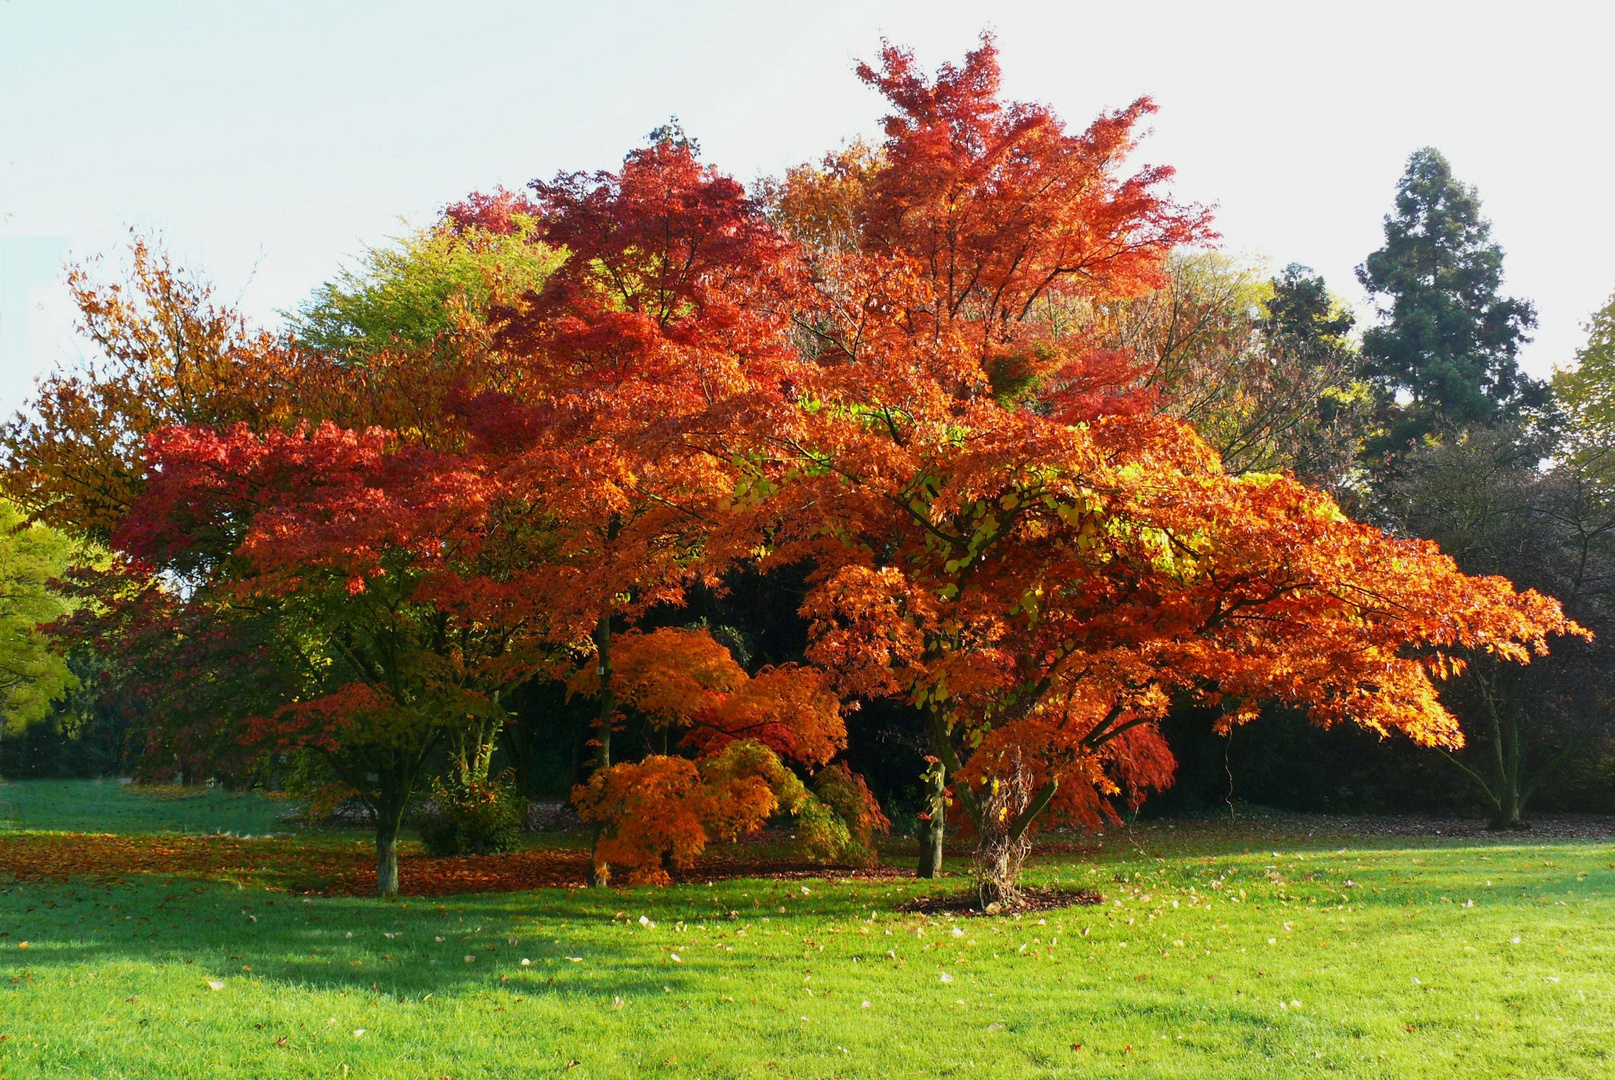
1357,148,1542,451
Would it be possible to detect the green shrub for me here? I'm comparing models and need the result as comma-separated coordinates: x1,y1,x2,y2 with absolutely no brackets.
417,772,524,856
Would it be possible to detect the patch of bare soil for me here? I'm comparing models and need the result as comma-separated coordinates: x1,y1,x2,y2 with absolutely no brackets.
898,886,1104,917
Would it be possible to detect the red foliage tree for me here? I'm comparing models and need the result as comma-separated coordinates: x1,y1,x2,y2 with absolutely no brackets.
115,421,555,894
755,37,1575,902
456,133,823,881
24,36,1579,913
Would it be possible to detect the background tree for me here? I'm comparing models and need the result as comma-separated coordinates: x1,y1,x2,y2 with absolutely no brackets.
1378,425,1615,827
288,214,561,362
1555,288,1615,488
1115,255,1371,492
0,238,324,539
1357,148,1543,455
0,501,80,768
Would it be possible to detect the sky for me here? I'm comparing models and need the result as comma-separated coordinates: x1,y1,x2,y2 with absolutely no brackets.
2,0,1612,416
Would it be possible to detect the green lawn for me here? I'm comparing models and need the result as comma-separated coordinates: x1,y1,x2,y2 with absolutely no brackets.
0,778,287,837
1,788,1612,1078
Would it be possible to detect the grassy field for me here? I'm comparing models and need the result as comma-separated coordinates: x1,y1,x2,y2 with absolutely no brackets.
1,782,1612,1078
0,778,286,837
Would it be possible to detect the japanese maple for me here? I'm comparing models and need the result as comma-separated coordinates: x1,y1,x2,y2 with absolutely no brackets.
455,132,819,880
756,37,1576,903
564,627,882,881
116,421,557,894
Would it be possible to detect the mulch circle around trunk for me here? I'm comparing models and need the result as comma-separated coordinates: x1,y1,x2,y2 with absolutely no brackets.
898,886,1104,917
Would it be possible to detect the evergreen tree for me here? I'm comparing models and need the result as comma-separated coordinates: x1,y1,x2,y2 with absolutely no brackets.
1357,148,1542,450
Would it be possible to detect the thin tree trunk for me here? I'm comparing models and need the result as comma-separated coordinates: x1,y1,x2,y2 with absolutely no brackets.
915,708,983,878
1483,674,1528,831
588,609,615,887
594,611,615,772
916,757,946,878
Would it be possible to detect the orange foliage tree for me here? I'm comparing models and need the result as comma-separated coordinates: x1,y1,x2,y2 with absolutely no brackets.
9,36,1580,910
454,132,819,881
0,238,324,538
751,37,1576,903
566,627,886,882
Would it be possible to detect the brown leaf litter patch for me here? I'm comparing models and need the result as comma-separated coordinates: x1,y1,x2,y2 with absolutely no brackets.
898,886,1104,917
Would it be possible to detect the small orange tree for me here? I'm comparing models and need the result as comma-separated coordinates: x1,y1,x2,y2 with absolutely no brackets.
568,628,886,883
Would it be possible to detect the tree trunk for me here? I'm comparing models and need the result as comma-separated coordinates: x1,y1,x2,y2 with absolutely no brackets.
971,753,1056,910
1433,667,1536,832
593,611,615,772
450,714,502,790
916,757,946,878
376,819,400,897
1488,712,1529,830
588,610,615,887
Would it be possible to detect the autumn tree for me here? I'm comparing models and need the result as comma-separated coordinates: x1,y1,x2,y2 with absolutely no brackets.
0,237,325,540
759,37,1574,904
2,214,564,816
462,128,814,881
113,421,557,893
568,626,885,881
0,220,557,545
763,35,1205,879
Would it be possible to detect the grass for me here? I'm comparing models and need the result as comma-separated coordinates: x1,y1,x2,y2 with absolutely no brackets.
0,778,286,837
1,786,1613,1078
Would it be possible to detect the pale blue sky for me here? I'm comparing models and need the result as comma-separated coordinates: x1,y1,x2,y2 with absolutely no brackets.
3,1,1612,415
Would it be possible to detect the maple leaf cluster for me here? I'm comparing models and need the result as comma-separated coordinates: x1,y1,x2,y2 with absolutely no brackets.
5,35,1578,896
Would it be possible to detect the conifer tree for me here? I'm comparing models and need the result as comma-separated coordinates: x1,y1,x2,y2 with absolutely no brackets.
1357,148,1542,451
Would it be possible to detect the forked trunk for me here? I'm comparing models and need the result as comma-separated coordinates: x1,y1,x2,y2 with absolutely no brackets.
1488,766,1529,831
971,750,1058,911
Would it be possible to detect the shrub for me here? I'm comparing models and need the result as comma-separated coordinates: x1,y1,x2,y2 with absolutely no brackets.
417,772,524,857
799,762,890,866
